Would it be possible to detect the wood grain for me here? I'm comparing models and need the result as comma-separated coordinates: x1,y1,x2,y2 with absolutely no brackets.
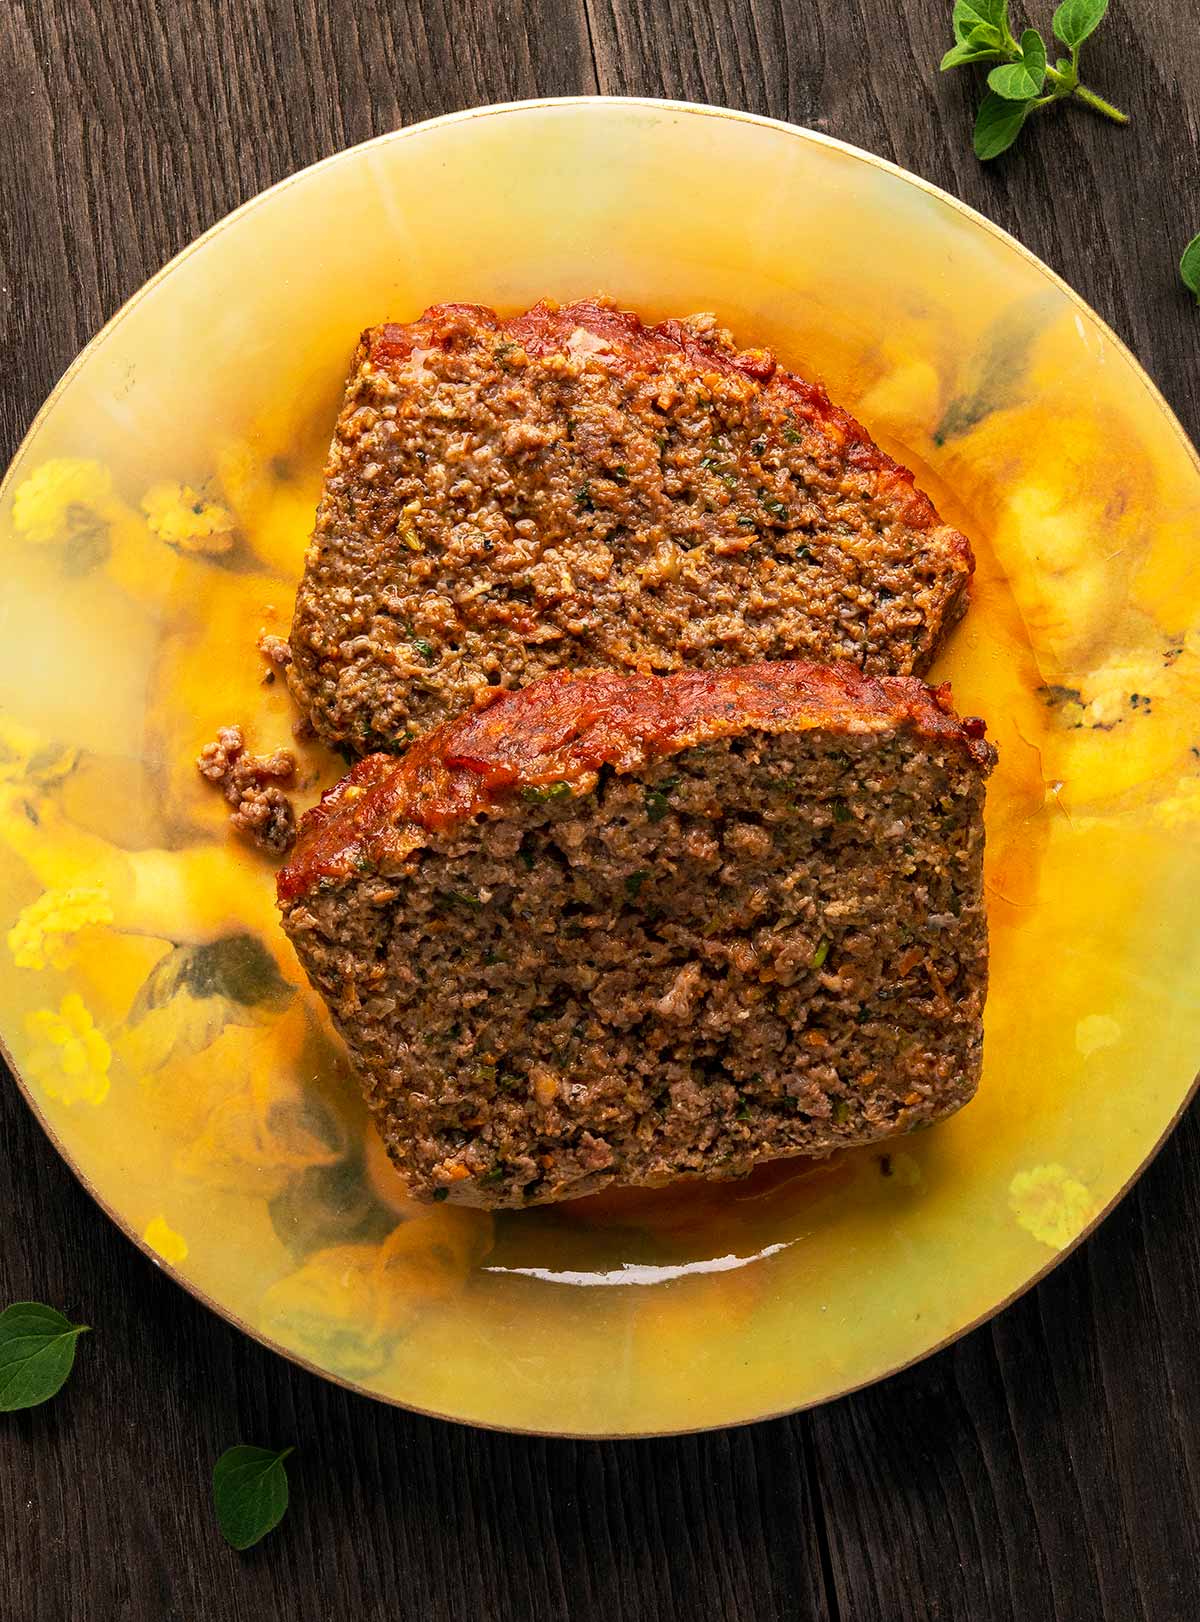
2,2,1199,1618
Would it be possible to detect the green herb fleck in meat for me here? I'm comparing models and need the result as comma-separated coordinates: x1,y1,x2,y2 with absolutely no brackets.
412,637,436,664
810,938,830,969
832,798,853,823
644,788,672,822
521,782,572,804
625,870,650,899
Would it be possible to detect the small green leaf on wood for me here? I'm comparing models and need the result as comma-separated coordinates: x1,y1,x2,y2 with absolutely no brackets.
941,30,1005,70
973,92,1033,159
0,1302,89,1412
1052,0,1109,50
213,1445,294,1551
1019,28,1047,88
953,0,1008,42
1181,232,1200,303
988,29,1047,98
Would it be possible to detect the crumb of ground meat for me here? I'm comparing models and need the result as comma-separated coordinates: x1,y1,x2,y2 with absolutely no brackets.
196,725,297,854
258,632,292,687
258,632,292,667
230,783,294,850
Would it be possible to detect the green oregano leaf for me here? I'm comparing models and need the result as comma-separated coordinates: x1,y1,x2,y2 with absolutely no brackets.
941,30,1005,70
213,1445,294,1551
973,91,1034,158
1181,232,1200,303
941,0,1127,158
1052,0,1108,50
988,30,1046,98
953,0,1007,42
1018,28,1047,89
0,1302,90,1412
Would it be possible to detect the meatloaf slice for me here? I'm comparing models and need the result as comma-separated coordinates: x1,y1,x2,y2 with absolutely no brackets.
278,662,995,1209
287,299,974,750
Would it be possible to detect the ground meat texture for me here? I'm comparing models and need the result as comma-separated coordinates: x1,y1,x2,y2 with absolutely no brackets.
287,299,974,750
197,725,297,854
277,662,995,1209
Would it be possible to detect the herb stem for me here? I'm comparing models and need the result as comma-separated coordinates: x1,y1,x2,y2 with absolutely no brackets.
1042,64,1127,122
1072,82,1129,123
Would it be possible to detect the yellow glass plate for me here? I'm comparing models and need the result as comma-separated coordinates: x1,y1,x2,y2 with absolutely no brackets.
2,98,1198,1437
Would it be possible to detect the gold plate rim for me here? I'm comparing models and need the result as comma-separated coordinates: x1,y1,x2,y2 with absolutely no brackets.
2,95,1198,1437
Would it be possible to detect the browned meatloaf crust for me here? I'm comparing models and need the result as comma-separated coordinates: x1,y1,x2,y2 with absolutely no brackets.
278,662,995,1209
287,299,974,750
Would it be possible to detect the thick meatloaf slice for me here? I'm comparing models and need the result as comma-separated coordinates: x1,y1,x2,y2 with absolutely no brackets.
278,662,995,1209
287,299,974,750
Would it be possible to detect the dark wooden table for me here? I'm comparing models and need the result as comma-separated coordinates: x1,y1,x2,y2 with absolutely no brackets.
2,3,1198,1617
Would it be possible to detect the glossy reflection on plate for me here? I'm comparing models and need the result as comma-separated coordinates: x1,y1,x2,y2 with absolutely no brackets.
1,99,1198,1436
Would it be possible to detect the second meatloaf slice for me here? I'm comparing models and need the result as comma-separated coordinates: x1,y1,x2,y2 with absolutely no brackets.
288,299,974,749
278,662,995,1208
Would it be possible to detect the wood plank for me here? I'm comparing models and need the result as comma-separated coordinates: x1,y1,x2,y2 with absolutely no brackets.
3,1,1200,1618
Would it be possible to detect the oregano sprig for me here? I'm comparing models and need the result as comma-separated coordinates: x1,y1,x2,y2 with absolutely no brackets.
1182,232,1200,305
941,0,1129,160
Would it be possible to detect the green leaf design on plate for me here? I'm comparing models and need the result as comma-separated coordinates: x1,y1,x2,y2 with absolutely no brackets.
129,934,293,1020
124,933,294,1069
212,1445,294,1551
0,1302,89,1412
